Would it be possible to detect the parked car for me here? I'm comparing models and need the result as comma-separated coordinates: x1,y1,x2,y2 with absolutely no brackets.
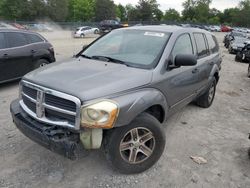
0,29,55,84
99,20,123,33
228,37,250,54
235,41,250,63
221,25,232,32
10,26,221,174
27,24,53,32
0,22,17,29
11,23,27,30
210,25,221,32
223,31,247,48
74,26,99,38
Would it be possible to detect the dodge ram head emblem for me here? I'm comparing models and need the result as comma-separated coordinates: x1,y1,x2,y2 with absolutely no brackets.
36,90,45,118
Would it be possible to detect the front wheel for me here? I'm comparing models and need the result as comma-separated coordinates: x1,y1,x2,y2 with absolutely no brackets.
103,113,166,174
34,59,49,69
196,77,217,108
235,52,243,62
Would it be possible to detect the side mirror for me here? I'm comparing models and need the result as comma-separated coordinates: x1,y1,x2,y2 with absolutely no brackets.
175,54,197,67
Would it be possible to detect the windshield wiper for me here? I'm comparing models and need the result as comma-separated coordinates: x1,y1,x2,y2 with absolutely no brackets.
80,54,92,59
91,55,131,67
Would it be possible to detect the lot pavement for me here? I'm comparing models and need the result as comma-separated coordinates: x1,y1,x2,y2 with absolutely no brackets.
0,31,250,188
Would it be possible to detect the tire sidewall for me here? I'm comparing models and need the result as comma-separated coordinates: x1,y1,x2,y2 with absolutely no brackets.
248,64,250,78
35,59,49,69
206,78,217,107
105,113,166,174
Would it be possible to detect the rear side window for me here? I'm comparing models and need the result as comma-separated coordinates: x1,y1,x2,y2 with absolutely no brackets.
172,33,193,59
6,32,28,48
207,34,219,53
28,34,44,43
194,33,208,58
0,33,5,49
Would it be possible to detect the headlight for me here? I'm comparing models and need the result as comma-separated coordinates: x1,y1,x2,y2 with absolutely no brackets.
81,100,119,129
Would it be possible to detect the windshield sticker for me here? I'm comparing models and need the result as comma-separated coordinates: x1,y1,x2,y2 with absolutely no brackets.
144,32,165,37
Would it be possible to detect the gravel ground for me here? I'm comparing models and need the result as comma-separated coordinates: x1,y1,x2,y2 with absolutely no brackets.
0,31,250,188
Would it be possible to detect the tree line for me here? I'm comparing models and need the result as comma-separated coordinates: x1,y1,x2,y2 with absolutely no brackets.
0,0,250,27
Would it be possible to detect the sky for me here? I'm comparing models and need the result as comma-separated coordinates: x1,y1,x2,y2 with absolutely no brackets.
113,0,241,12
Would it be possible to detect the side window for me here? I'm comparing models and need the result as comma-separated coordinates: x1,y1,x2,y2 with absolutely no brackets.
172,34,193,60
0,33,5,49
6,32,28,48
29,34,44,43
194,33,208,58
207,34,219,53
212,36,219,52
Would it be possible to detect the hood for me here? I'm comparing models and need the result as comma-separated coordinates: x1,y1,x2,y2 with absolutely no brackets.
24,58,153,101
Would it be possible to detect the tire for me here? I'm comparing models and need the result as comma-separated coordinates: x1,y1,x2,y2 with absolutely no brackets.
235,52,243,62
80,34,85,38
248,64,250,78
34,59,49,69
196,77,217,108
103,113,166,174
94,30,99,34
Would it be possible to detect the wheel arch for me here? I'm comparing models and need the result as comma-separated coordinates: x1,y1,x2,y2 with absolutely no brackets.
113,89,168,127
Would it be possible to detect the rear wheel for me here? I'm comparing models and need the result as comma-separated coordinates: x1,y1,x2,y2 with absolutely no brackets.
235,52,243,62
103,113,166,174
94,29,99,34
80,34,85,38
35,59,49,69
196,77,217,108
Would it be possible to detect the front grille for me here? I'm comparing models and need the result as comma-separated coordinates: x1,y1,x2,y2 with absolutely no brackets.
20,81,81,129
23,85,37,99
45,93,76,112
23,95,36,113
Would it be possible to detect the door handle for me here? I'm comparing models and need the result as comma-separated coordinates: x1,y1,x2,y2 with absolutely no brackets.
3,54,9,59
192,68,199,74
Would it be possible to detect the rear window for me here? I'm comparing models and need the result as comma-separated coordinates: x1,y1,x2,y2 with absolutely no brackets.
207,34,219,53
0,33,5,49
6,32,28,48
194,33,208,58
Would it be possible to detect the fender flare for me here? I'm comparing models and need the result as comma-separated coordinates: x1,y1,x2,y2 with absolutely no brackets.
112,88,168,127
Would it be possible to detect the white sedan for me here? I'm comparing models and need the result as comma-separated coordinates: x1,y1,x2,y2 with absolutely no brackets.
74,26,99,38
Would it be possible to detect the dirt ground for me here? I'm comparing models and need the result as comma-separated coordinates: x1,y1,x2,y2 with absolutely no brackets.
0,31,250,188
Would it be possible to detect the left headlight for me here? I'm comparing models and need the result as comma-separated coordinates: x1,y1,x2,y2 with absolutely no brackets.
81,100,119,129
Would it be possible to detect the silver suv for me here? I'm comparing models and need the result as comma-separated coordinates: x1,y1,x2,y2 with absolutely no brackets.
10,26,221,174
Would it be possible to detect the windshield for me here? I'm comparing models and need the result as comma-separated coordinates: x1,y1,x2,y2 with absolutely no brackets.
82,29,171,69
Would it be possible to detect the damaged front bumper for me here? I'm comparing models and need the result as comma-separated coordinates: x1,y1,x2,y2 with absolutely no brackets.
10,99,81,160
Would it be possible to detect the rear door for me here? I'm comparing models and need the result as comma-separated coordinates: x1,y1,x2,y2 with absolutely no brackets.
193,33,212,91
4,32,32,78
0,32,9,82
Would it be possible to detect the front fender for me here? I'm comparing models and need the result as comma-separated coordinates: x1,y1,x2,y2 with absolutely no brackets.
112,88,168,127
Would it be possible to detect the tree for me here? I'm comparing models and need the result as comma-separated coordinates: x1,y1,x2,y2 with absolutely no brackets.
116,4,126,21
47,0,69,22
163,8,180,22
68,0,95,22
95,0,116,21
233,0,250,27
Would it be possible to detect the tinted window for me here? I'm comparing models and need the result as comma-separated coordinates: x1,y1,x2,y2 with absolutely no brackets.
0,33,5,49
28,34,44,43
194,33,208,57
172,34,193,59
207,34,219,53
6,32,28,48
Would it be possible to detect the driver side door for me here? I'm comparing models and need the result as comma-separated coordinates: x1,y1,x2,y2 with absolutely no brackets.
160,33,200,112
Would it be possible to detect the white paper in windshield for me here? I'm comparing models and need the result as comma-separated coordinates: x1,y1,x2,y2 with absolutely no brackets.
144,32,165,37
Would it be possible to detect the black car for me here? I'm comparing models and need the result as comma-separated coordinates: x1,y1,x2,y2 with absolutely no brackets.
235,42,250,63
228,37,250,54
0,29,55,84
223,31,247,48
99,20,123,33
